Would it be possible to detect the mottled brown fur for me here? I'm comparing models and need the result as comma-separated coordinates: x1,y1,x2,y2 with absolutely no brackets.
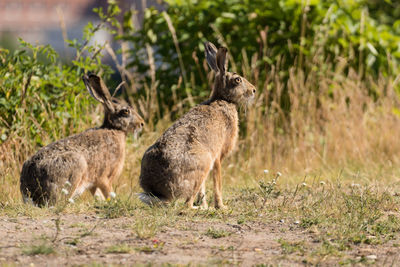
20,74,144,206
139,42,256,209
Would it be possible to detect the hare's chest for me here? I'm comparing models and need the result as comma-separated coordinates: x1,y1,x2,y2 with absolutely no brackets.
220,112,239,159
109,135,126,180
224,122,238,156
112,151,125,181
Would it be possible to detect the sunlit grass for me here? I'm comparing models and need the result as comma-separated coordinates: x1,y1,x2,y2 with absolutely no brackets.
0,167,399,264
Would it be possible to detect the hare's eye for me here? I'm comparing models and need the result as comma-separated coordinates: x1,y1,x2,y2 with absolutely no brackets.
120,109,130,116
234,77,241,84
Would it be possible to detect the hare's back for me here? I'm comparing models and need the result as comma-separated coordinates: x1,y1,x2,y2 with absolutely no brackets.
163,103,232,146
25,127,124,167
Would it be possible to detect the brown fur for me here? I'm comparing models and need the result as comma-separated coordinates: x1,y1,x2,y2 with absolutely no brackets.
20,74,144,206
139,42,256,209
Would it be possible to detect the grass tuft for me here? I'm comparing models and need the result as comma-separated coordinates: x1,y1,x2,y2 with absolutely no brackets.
94,197,138,219
278,239,305,255
105,244,132,254
22,242,55,256
205,227,232,239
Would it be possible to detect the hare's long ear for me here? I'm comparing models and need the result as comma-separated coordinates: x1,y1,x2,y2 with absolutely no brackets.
82,74,115,113
216,47,228,75
204,41,218,72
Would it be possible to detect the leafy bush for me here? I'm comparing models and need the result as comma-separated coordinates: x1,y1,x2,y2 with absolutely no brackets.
119,0,400,115
0,7,117,150
0,42,88,147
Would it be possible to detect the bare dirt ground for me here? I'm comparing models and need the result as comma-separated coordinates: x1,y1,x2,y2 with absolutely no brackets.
0,213,399,266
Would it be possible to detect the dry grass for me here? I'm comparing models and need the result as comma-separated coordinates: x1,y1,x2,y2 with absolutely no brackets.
242,63,400,174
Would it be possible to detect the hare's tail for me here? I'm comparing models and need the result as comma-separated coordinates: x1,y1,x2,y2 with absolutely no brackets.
137,192,163,206
22,195,34,205
20,184,35,206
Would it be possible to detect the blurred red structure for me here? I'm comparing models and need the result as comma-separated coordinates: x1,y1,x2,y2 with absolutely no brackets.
0,0,161,52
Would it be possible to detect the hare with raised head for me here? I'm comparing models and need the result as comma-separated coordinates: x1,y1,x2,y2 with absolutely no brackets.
20,73,144,206
139,42,256,209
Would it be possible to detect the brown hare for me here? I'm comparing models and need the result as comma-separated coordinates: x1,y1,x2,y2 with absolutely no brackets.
139,42,256,209
20,73,144,206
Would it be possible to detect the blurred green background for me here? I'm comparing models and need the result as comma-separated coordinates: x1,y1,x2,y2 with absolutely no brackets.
1,0,400,163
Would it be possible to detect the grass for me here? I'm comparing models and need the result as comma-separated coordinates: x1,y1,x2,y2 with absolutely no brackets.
75,171,400,254
0,171,399,264
132,218,159,239
94,197,138,219
105,244,132,254
278,239,305,255
22,241,55,256
205,227,232,239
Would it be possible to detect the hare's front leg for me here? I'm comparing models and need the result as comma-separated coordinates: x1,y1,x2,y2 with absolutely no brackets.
96,177,116,200
89,187,105,200
69,175,89,203
186,186,200,209
186,173,209,209
213,158,226,209
195,179,208,209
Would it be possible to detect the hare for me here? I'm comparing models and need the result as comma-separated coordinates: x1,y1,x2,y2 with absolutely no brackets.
20,73,144,206
139,42,256,209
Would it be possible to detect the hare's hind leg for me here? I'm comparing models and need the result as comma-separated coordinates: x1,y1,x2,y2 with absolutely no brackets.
212,158,226,209
66,154,90,203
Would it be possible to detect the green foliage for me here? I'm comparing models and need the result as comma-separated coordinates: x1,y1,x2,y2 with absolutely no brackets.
118,0,400,117
0,42,85,146
0,6,116,149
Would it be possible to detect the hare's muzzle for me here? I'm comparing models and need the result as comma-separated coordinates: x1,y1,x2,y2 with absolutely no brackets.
133,119,145,136
245,79,257,100
133,122,144,139
137,121,144,132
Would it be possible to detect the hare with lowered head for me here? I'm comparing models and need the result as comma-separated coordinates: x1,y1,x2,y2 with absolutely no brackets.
139,42,256,209
20,73,144,206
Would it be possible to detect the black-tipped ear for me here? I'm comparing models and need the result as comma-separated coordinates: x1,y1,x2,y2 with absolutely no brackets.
216,47,228,75
204,41,218,72
82,73,115,113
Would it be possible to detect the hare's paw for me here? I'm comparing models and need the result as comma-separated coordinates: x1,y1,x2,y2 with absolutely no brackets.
186,201,201,210
215,203,227,210
199,201,209,210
